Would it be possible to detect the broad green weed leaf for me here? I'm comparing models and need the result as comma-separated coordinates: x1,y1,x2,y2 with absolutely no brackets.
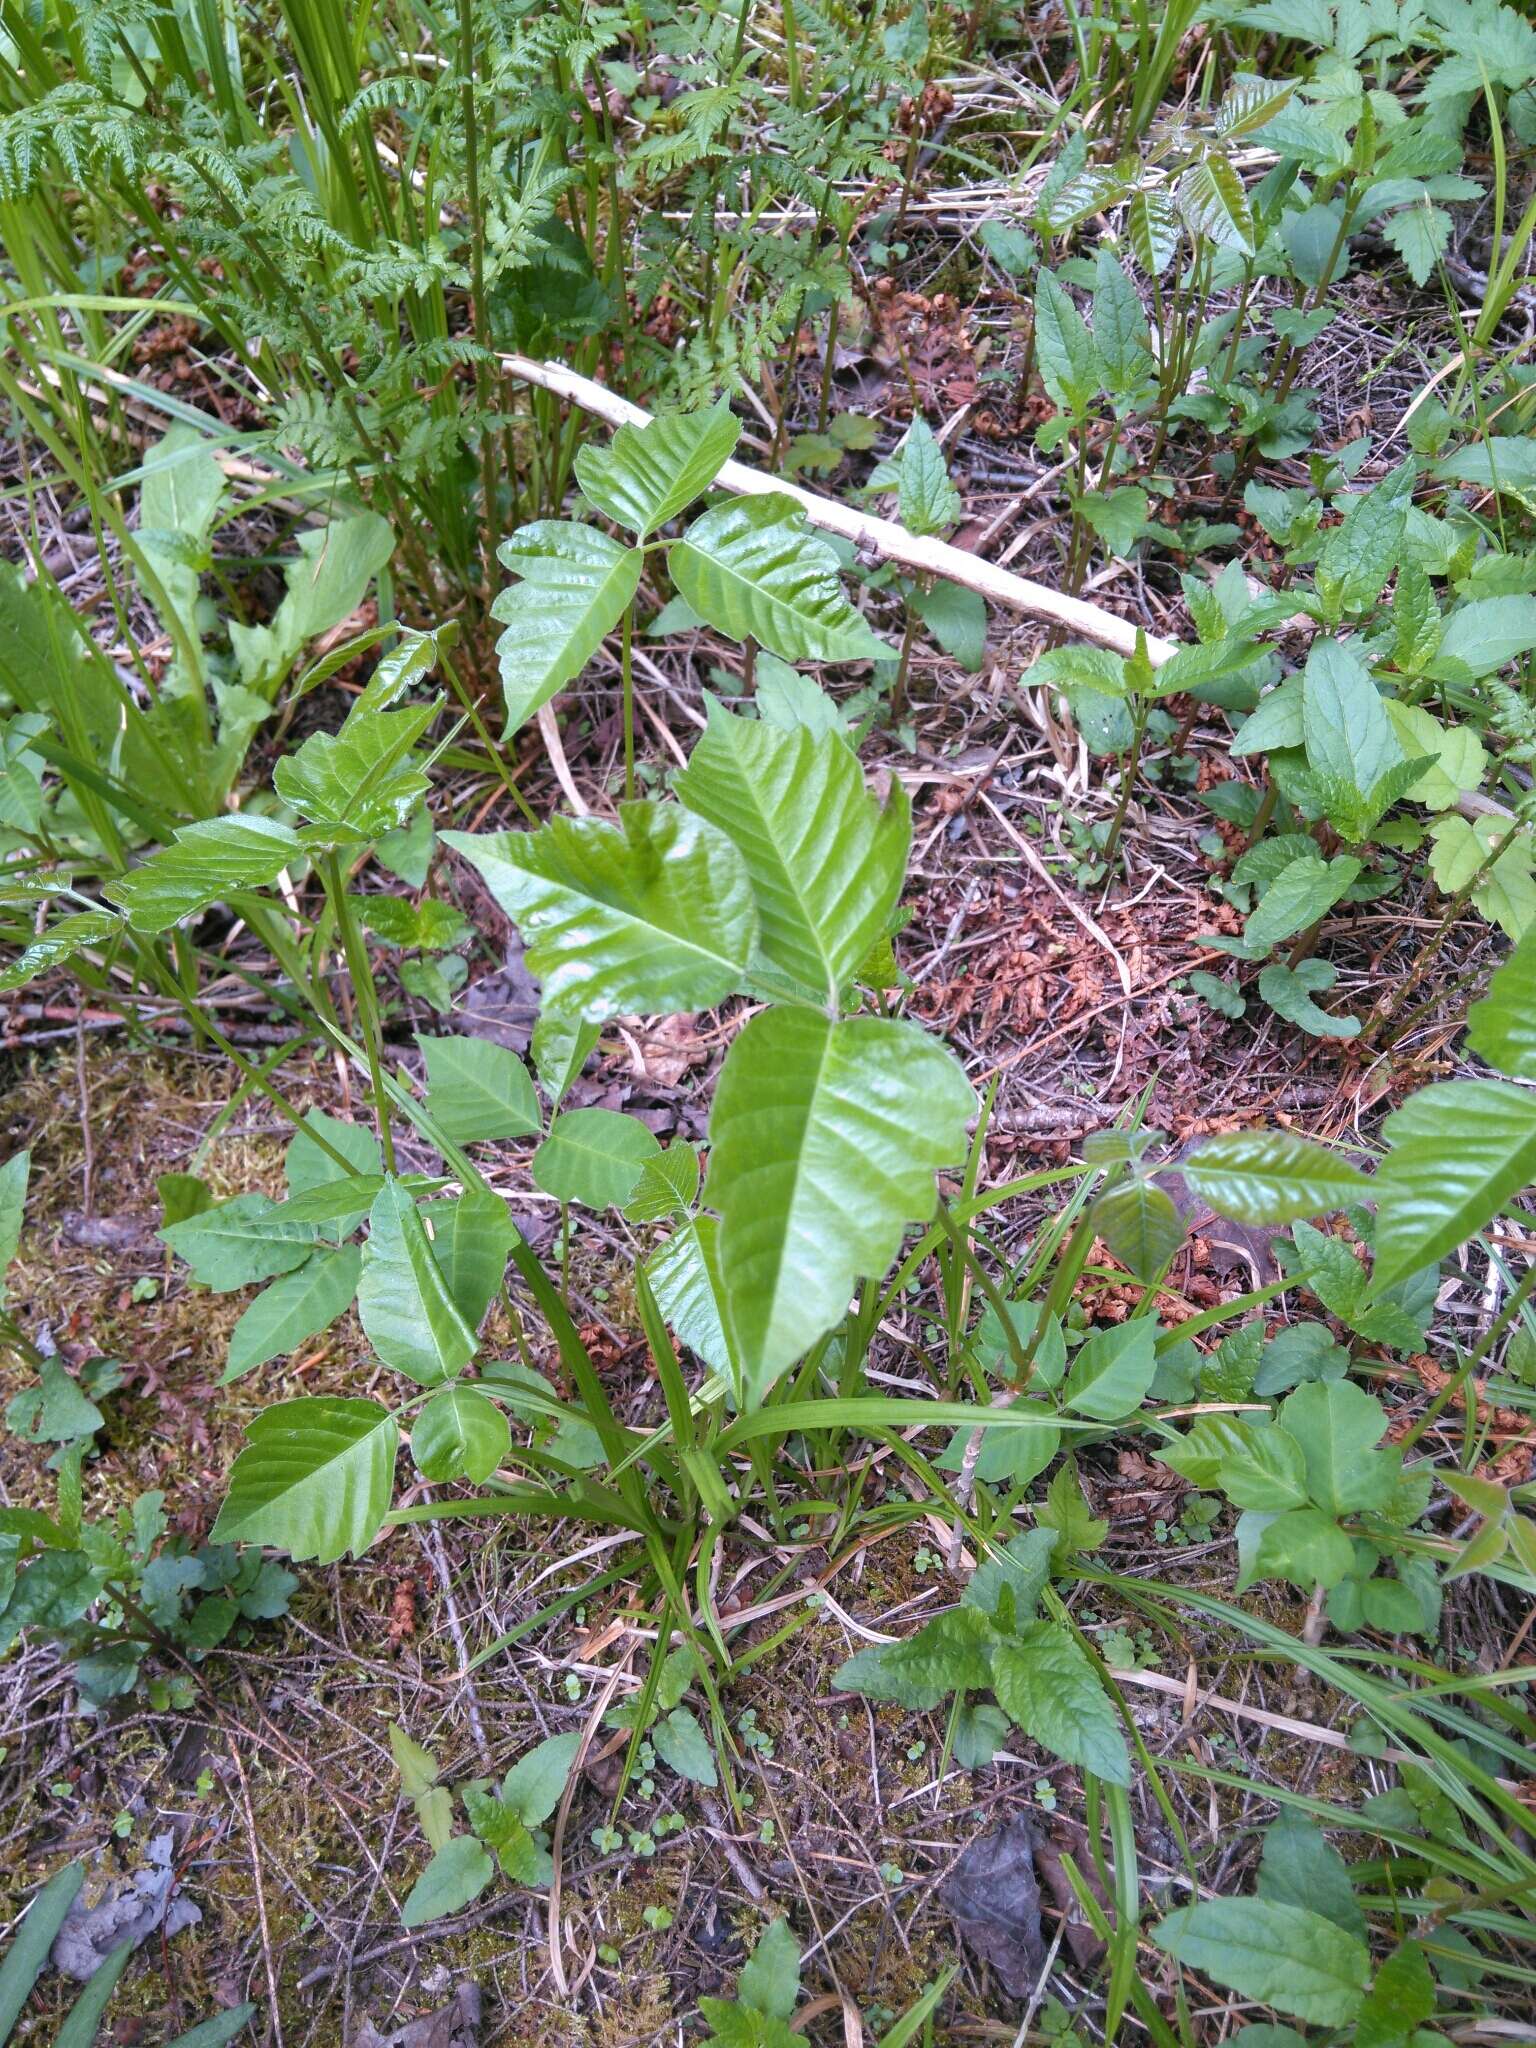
532,1013,600,1109
0,1148,27,1299
1373,1078,1536,1286
911,578,987,669
1314,460,1414,619
411,1385,509,1483
230,511,394,696
108,816,302,933
1279,1380,1395,1516
674,703,910,1003
1383,700,1485,811
1032,269,1100,415
224,1245,361,1383
1183,1132,1368,1223
1427,814,1536,941
213,1395,396,1562
501,1730,582,1827
1301,639,1403,835
1064,1320,1156,1420
834,1606,995,1710
1258,959,1360,1039
652,1705,718,1786
1426,594,1536,681
990,1621,1130,1784
1251,1505,1355,1587
963,1527,1056,1621
868,416,959,535
1257,1815,1366,1937
624,1143,701,1222
1244,854,1361,951
1127,188,1180,274
534,1108,660,1210
1091,249,1156,403
708,1009,974,1399
1216,73,1293,136
1466,926,1536,1079
284,1109,382,1239
0,910,119,992
1092,1181,1183,1280
418,1034,540,1143
670,494,886,664
400,1834,494,1928
6,1357,104,1444
1355,1942,1436,2048
161,1193,321,1291
574,396,741,538
462,1788,550,1885
1215,1425,1309,1511
444,804,756,1025
739,1916,801,2022
358,1178,478,1384
492,522,644,733
1151,1898,1369,2024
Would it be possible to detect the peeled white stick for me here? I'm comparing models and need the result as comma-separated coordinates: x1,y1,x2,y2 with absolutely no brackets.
498,351,1179,666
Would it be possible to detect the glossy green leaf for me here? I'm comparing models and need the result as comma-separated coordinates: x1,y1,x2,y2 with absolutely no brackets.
284,1108,382,1239
1216,1426,1310,1512
532,1012,600,1109
670,494,886,664
1301,639,1404,833
991,1621,1130,1784
0,910,119,992
223,1245,361,1383
534,1108,660,1209
358,1178,478,1384
1176,151,1254,253
1466,925,1536,1079
1374,1078,1536,1286
574,396,741,538
107,815,302,932
1092,1181,1183,1281
160,1193,321,1291
1426,814,1536,942
430,1190,516,1330
1314,461,1414,619
1183,1132,1369,1224
417,1034,541,1143
411,1385,510,1483
1257,1815,1366,1938
645,1216,735,1378
500,1730,582,1828
492,522,644,733
1152,1898,1369,2024
212,1395,397,1563
674,701,910,1003
274,700,433,844
738,1916,801,2022
443,803,756,1025
708,1008,974,1400
623,1143,701,1222
1063,1319,1157,1420
400,1834,495,1928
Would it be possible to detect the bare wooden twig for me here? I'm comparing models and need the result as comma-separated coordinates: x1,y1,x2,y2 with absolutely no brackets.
498,353,1180,665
